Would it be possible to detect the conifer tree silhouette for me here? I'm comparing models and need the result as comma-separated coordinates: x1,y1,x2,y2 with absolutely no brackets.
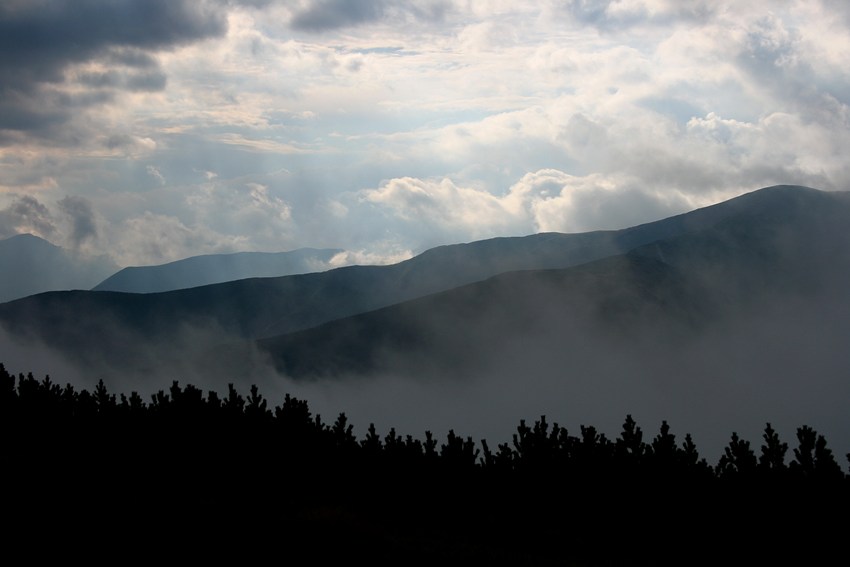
758,422,788,475
649,420,677,469
440,429,479,469
616,414,646,466
331,413,357,451
790,426,843,480
362,422,383,454
717,432,757,479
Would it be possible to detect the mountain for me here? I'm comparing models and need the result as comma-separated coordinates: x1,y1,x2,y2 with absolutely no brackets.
1,185,848,458
0,185,796,353
92,248,345,293
260,185,850,378
256,185,850,458
1,186,846,387
0,234,118,303
0,191,752,373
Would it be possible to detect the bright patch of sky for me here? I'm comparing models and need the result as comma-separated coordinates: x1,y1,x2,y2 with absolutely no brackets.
1,0,848,266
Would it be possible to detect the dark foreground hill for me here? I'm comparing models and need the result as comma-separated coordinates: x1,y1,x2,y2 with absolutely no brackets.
92,247,344,293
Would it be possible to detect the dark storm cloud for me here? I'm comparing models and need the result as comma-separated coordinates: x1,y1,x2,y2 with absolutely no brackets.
104,47,160,69
79,69,168,92
0,0,227,140
0,195,56,238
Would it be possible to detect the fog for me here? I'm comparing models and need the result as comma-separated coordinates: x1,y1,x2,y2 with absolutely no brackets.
274,283,850,464
2,278,848,465
3,187,848,466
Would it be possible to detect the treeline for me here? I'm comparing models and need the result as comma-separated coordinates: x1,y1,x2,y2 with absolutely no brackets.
3,364,848,565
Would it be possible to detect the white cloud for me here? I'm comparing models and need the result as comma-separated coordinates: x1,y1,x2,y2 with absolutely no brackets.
326,248,414,268
358,169,695,250
361,176,529,242
2,1,850,265
106,212,248,267
146,165,166,185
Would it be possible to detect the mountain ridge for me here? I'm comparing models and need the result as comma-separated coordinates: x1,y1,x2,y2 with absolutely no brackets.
0,233,118,303
0,184,844,383
259,184,850,381
92,248,345,293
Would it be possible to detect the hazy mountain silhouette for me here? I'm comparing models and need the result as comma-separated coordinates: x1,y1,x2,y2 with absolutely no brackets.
255,185,850,459
1,184,847,417
260,185,850,379
0,234,118,303
92,248,345,293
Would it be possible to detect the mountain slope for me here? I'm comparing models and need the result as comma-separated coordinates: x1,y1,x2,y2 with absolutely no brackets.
92,248,345,293
1,185,844,388
0,234,118,303
260,185,850,380
256,185,850,459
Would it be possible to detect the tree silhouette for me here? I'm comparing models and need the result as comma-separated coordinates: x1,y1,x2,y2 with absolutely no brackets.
717,432,757,479
616,414,646,467
3,361,849,566
758,422,788,475
789,425,843,480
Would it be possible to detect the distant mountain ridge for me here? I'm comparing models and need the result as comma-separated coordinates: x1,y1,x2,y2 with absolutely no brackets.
0,186,792,360
92,248,345,293
0,185,845,386
0,234,118,303
3,184,849,459
252,184,850,459
260,184,850,379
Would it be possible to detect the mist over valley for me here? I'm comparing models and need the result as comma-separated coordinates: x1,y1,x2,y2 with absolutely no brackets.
1,185,848,460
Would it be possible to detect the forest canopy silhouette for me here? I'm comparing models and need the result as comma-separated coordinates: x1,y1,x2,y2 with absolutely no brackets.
4,362,847,566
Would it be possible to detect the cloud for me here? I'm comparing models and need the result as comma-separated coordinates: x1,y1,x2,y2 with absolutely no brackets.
559,0,717,30
326,248,413,268
360,176,529,247
2,1,850,268
105,211,246,266
146,165,166,186
0,195,57,239
58,195,99,249
0,0,227,144
358,170,693,250
288,0,448,32
290,0,386,31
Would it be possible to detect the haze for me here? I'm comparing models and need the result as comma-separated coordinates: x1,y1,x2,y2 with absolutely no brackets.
2,2,849,464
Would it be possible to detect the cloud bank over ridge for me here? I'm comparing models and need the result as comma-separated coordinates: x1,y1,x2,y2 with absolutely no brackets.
1,1,849,265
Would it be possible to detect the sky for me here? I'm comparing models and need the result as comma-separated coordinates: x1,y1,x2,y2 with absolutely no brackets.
2,0,850,267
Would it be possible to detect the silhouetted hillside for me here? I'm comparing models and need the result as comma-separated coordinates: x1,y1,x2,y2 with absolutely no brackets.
0,234,117,302
261,185,850,379
1,185,832,376
92,248,344,293
257,186,850,458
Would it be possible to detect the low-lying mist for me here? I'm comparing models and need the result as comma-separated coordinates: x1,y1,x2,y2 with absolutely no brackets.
6,267,841,466
276,288,850,464
3,186,848,465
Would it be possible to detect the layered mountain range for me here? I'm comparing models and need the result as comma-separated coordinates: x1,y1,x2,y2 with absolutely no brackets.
92,248,344,293
1,185,847,457
0,234,118,303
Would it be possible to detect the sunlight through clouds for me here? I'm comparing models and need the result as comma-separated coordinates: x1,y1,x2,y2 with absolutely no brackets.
1,0,848,264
